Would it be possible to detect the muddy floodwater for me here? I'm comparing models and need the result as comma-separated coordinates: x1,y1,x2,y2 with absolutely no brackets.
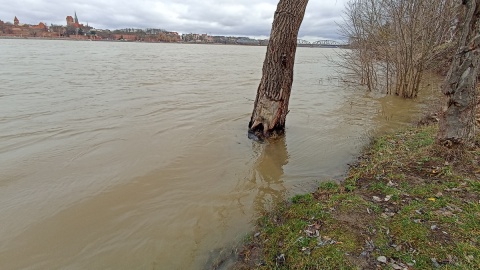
0,40,436,269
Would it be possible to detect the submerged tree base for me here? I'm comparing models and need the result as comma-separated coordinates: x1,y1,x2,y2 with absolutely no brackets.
248,123,285,142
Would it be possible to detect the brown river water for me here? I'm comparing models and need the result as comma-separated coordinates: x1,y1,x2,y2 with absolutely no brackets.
0,40,437,269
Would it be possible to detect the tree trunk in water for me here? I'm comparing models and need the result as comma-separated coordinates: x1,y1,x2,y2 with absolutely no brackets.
437,0,480,147
248,0,309,141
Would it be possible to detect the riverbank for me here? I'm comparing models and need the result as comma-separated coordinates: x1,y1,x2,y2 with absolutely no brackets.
234,120,479,269
0,35,263,45
0,36,348,48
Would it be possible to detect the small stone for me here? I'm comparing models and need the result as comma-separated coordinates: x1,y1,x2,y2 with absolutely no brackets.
385,195,392,201
431,258,440,268
373,196,382,202
414,219,421,223
431,225,438,230
377,256,387,263
391,263,402,270
254,232,260,237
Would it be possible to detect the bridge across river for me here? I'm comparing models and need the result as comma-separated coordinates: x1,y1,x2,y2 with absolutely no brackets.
297,39,348,48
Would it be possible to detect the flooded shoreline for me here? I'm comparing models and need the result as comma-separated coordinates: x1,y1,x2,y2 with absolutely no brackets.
0,39,434,269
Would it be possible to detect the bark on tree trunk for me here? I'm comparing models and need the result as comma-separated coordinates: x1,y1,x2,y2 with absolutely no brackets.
248,0,309,141
437,0,480,147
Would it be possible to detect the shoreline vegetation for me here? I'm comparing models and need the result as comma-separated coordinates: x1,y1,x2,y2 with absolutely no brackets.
232,107,479,269
0,36,265,46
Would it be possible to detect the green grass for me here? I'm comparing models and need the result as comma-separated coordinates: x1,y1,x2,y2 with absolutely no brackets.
235,125,480,270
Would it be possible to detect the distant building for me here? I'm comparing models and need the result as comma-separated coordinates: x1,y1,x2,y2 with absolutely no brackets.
65,12,89,37
0,15,67,38
66,16,74,26
182,33,214,43
73,12,81,29
31,22,47,30
113,34,137,41
156,31,181,42
0,19,6,34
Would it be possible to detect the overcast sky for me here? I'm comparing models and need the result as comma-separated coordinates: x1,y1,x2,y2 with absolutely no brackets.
0,0,348,41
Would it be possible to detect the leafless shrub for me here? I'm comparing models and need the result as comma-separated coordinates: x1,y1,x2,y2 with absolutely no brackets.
339,0,458,98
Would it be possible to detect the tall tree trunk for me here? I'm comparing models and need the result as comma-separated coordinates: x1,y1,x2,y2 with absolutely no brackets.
248,0,309,141
437,0,480,147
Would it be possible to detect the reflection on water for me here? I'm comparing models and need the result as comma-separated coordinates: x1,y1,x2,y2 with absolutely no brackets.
205,138,289,269
249,137,289,213
0,40,437,269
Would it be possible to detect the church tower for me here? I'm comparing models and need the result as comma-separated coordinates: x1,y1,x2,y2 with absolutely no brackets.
74,11,79,24
14,16,19,26
66,16,74,26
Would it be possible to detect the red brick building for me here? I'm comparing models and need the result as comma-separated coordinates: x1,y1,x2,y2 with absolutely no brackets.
113,34,137,41
66,16,74,26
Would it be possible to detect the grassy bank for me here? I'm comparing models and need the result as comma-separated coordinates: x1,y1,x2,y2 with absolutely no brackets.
235,124,480,269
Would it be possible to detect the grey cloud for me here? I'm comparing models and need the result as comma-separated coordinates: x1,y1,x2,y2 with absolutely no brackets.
0,0,348,40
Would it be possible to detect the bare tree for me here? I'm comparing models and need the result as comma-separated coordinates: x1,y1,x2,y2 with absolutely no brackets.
437,0,480,147
248,0,309,141
340,0,457,98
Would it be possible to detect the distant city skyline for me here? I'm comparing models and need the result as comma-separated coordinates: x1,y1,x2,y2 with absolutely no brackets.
0,0,348,41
